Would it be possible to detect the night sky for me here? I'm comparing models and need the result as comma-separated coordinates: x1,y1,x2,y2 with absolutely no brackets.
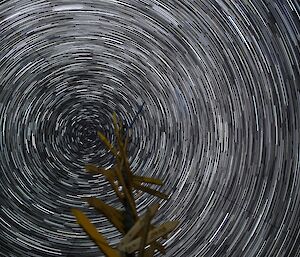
0,0,299,256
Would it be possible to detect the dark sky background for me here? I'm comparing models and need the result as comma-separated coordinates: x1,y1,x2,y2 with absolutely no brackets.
0,0,299,256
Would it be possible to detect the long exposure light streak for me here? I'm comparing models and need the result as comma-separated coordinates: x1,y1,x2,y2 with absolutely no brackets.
0,0,299,256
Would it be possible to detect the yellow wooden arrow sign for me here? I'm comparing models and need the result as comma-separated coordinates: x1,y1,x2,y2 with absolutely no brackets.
97,131,118,156
85,164,116,180
85,164,124,201
112,112,123,149
72,111,179,257
132,175,163,186
87,197,125,234
133,181,169,200
71,208,121,257
119,221,180,253
119,203,159,247
118,204,166,256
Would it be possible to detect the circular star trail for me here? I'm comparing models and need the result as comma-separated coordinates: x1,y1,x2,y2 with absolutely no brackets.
0,0,299,256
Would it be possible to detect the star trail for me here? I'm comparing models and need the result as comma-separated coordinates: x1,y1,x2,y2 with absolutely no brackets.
0,0,299,256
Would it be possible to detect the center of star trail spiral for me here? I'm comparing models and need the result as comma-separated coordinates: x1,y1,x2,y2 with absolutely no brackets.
0,0,299,257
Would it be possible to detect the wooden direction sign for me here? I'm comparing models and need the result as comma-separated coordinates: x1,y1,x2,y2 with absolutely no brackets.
87,197,125,234
72,112,180,257
119,203,160,246
118,221,180,254
71,208,121,257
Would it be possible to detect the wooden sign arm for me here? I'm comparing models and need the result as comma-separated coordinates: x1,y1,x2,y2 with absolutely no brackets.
71,208,121,257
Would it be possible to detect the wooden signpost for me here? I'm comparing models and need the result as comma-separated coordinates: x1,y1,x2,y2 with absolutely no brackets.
71,112,179,256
